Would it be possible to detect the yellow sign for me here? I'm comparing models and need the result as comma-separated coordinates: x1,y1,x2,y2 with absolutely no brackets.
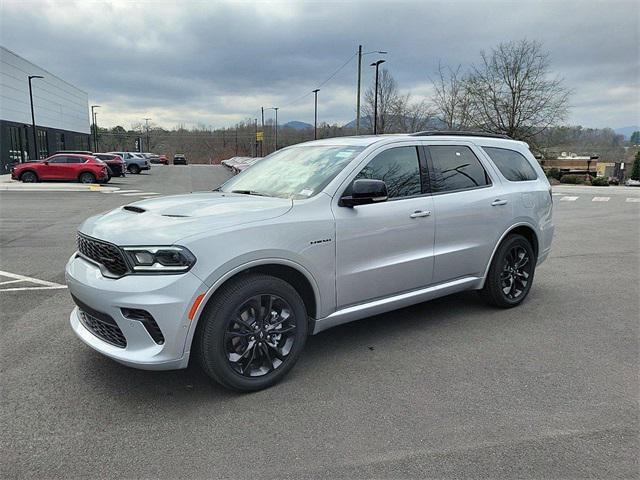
256,131,264,141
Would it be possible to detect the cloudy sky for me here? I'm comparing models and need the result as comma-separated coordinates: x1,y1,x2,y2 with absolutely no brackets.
1,0,638,130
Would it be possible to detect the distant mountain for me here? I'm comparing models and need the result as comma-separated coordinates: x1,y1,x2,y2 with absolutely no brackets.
283,121,313,130
614,126,639,139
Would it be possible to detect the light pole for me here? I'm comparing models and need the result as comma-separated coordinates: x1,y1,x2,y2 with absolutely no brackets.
28,75,44,159
143,118,151,152
91,105,101,152
266,107,279,152
312,89,320,140
356,47,386,135
370,59,386,135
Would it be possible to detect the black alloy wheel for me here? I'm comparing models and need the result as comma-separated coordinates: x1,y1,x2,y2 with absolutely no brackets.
480,234,536,308
225,294,297,377
196,273,308,391
129,164,141,174
500,245,532,300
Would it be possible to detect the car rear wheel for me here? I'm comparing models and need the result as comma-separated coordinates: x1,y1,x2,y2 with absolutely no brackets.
20,171,38,183
79,172,96,184
128,164,141,174
196,273,308,391
479,234,536,308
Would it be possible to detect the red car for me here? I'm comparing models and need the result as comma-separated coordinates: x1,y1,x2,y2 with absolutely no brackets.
11,154,109,184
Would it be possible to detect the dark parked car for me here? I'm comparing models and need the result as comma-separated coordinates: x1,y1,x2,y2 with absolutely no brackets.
94,153,126,177
173,154,187,165
11,154,109,184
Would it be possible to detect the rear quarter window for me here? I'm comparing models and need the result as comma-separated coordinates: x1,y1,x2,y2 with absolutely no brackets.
482,147,538,181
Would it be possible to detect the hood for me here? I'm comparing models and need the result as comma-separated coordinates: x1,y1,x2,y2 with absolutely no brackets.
79,191,292,245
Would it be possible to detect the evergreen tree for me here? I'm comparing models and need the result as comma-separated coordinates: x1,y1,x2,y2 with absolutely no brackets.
630,131,640,145
630,151,640,180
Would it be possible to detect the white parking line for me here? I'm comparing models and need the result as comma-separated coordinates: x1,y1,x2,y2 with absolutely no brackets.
121,192,159,196
626,198,640,202
0,270,67,292
560,196,579,201
111,190,141,194
592,197,610,202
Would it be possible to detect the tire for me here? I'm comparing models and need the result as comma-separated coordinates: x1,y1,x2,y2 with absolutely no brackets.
128,164,141,174
78,172,96,184
479,234,536,308
20,171,38,183
195,273,308,391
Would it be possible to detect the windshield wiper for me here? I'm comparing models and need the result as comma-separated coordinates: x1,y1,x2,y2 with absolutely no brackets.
229,189,272,197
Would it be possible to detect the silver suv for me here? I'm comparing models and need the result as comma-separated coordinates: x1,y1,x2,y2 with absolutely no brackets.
66,132,554,391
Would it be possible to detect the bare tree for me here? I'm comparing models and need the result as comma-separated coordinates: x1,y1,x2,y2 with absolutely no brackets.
465,39,570,141
363,69,401,134
393,94,434,133
431,62,474,130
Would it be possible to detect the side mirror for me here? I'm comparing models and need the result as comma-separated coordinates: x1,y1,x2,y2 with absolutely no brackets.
340,179,388,207
43,161,49,165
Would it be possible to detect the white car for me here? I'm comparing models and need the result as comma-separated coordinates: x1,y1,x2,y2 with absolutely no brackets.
67,132,554,391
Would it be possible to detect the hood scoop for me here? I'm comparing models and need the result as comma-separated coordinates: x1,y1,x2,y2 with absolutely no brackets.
123,205,146,213
162,214,189,218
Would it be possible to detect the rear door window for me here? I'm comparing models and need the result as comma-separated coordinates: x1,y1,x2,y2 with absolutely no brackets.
482,147,538,181
427,145,491,193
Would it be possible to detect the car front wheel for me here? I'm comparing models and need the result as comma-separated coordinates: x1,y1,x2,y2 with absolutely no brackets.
479,234,536,308
196,273,308,391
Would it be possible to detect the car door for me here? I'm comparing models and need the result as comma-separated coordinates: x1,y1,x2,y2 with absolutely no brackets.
425,142,512,284
333,144,435,308
41,155,69,180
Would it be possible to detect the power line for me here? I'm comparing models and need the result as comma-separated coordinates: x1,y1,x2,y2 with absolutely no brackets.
281,51,358,107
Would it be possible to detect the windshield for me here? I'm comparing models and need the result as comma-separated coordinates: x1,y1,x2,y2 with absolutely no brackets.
220,145,363,199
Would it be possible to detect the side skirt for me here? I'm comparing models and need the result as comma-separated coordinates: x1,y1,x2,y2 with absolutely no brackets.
312,276,481,334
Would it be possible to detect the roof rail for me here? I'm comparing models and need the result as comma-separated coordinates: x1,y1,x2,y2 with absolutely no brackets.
409,130,512,139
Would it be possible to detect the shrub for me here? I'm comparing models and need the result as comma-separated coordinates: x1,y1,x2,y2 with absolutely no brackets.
591,176,609,186
560,174,584,184
546,168,561,180
631,151,640,181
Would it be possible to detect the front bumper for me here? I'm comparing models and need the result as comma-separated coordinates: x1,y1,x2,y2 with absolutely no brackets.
66,253,207,370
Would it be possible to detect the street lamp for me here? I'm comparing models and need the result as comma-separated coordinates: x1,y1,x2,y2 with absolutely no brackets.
28,75,44,159
356,46,386,135
312,89,320,140
266,107,279,152
91,105,101,152
144,118,151,152
370,59,386,135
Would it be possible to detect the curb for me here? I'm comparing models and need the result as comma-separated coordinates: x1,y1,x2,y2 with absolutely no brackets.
0,182,120,192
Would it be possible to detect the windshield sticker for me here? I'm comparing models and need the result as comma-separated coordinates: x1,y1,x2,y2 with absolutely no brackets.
336,150,356,158
299,188,314,197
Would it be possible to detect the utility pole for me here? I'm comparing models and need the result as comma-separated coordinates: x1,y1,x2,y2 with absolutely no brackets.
312,89,320,140
273,107,278,151
355,47,386,135
370,59,386,135
254,118,258,157
260,107,265,157
90,105,100,152
356,45,362,135
235,127,238,155
28,75,44,159
143,118,151,152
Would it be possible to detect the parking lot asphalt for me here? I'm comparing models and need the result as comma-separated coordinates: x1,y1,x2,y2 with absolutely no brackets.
1,166,638,478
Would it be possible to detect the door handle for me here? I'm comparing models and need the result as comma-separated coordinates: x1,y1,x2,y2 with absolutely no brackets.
491,199,508,206
409,210,431,218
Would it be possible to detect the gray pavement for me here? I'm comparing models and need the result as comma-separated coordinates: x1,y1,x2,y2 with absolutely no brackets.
1,165,638,478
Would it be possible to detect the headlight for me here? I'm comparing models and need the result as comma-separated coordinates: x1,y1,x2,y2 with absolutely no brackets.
122,246,196,273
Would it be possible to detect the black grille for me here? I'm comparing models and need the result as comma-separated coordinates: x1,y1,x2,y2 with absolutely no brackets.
77,233,129,277
79,310,127,348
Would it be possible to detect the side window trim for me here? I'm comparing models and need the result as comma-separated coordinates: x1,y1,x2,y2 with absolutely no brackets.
424,144,494,196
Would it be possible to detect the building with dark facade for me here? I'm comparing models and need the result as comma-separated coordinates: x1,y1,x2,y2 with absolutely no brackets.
0,46,91,173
